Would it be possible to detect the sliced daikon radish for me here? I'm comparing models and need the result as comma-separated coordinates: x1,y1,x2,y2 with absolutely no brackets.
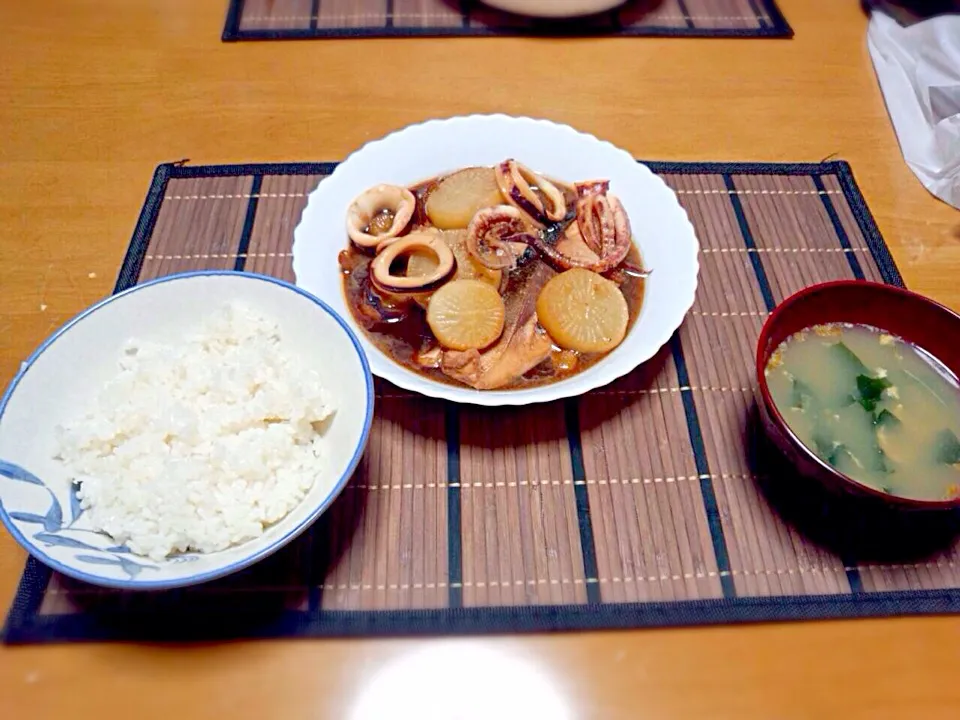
536,268,628,354
427,279,506,351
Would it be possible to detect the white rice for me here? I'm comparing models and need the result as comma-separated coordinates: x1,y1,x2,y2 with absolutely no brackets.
54,301,335,561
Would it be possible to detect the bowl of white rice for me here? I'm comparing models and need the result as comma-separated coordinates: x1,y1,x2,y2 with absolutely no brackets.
0,271,374,590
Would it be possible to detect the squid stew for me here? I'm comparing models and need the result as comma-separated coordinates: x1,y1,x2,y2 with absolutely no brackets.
338,160,648,391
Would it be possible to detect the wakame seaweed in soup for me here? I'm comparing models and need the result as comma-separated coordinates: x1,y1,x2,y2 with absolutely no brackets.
765,323,960,501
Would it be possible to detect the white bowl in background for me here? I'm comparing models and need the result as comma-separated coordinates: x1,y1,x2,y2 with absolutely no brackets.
480,0,626,18
292,114,700,406
0,271,374,590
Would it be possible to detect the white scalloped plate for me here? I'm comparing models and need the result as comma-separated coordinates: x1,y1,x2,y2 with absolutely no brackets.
292,114,700,406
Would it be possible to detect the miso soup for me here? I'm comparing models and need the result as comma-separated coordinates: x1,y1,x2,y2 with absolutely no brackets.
765,323,960,501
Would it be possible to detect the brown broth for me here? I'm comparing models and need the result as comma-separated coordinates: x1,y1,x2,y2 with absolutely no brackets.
340,167,646,391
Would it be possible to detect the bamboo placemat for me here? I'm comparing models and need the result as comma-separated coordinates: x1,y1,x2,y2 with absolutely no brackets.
222,0,793,40
6,158,960,645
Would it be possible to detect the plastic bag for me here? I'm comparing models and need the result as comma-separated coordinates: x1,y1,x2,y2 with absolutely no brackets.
867,11,960,209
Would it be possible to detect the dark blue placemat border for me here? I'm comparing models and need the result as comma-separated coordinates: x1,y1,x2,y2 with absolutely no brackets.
221,0,793,41
7,588,960,644
6,157,943,646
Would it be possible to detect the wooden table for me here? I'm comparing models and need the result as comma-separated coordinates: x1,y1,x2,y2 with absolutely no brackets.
2,0,959,717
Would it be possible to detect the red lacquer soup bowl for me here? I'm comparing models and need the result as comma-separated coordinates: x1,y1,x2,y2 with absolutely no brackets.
755,280,960,511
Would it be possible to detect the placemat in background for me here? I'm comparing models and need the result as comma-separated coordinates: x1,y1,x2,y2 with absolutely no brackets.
223,0,793,40
6,158,960,645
